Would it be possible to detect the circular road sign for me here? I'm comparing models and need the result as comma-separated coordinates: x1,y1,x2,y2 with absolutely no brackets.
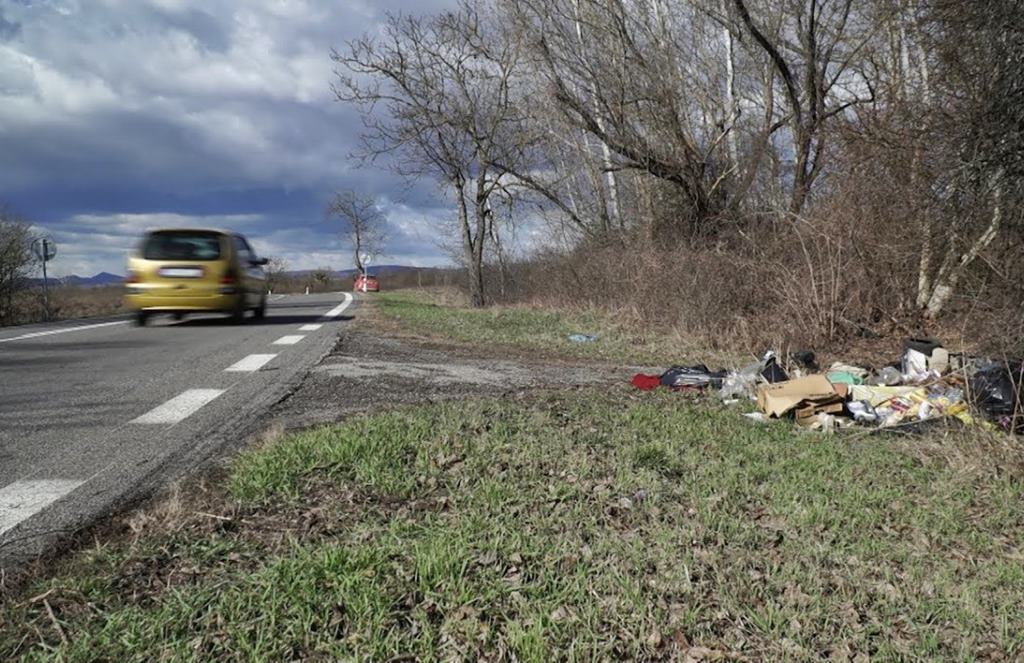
31,236,57,262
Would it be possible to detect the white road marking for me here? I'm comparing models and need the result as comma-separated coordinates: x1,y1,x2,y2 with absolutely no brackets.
225,354,277,372
0,480,84,536
273,335,305,346
321,293,354,319
0,320,127,344
299,324,323,331
131,389,226,425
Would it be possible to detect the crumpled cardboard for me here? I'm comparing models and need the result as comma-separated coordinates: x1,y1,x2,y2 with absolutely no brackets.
757,375,849,421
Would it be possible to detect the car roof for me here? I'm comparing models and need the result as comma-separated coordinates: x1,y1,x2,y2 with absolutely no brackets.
145,228,231,235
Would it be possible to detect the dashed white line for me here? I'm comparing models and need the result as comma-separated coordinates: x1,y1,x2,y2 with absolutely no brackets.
225,354,277,373
0,320,128,344
131,389,226,425
0,480,85,536
273,335,305,346
321,293,354,319
299,324,323,331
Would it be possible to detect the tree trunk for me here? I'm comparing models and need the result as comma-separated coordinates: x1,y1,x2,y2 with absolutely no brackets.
456,178,485,308
572,0,622,233
924,173,1004,318
721,0,740,170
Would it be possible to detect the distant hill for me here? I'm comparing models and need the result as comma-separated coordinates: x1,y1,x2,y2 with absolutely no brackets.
284,265,443,279
26,272,124,288
59,272,124,287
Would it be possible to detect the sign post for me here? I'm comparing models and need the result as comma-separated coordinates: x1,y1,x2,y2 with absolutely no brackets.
31,236,57,320
360,254,371,292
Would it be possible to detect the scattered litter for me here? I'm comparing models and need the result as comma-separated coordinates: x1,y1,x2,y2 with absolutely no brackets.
867,366,902,386
826,362,868,386
971,361,1024,432
568,334,598,343
660,365,726,390
629,337,1022,436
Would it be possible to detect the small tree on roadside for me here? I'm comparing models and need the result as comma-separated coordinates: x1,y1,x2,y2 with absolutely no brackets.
0,208,35,325
264,256,289,293
326,191,387,275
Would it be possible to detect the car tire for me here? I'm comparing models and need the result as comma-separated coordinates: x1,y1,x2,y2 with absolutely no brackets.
229,298,246,324
135,311,149,327
254,295,266,320
173,312,185,321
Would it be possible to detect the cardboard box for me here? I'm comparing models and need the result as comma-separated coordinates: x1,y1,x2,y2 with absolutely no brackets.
757,375,849,419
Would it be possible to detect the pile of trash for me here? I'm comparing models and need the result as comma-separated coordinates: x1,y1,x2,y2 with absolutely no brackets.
632,338,1024,434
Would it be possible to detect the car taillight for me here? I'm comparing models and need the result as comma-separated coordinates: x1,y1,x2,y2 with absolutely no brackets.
220,273,236,285
126,272,139,284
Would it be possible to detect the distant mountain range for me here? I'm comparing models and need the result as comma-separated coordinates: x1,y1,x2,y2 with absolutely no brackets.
26,265,443,288
26,272,125,287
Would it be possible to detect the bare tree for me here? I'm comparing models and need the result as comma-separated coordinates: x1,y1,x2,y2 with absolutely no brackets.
326,191,387,275
333,2,529,307
731,0,878,215
0,208,35,325
264,256,289,293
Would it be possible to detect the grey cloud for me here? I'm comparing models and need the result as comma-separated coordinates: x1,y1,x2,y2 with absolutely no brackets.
0,0,461,277
0,10,19,41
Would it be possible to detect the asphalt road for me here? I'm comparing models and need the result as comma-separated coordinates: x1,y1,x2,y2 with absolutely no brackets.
0,292,354,572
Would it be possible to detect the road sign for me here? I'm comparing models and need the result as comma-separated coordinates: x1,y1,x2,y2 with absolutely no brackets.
30,236,57,321
31,237,57,262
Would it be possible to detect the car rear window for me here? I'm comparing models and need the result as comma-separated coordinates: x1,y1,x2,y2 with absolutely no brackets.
142,231,222,261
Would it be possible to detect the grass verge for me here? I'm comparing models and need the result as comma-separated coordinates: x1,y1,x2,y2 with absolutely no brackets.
375,290,740,366
2,390,1021,660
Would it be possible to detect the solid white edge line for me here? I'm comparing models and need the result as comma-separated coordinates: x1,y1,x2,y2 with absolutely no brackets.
272,335,305,346
321,292,354,320
131,389,226,425
299,324,323,331
225,354,277,372
0,480,85,536
0,320,128,344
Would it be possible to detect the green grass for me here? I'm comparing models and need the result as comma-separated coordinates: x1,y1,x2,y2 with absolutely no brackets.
376,290,738,366
3,391,1022,660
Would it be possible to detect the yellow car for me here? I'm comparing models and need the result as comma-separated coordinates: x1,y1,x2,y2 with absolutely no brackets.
125,229,268,326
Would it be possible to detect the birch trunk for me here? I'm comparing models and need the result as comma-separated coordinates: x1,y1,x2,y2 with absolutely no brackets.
924,173,1004,318
572,0,621,232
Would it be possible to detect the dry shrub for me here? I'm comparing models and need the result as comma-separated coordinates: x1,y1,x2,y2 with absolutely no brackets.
489,193,1022,357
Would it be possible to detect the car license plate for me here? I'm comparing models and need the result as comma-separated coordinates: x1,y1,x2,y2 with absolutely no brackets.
159,267,204,278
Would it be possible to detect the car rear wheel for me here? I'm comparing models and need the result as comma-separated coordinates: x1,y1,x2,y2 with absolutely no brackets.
229,298,246,324
135,311,149,327
254,295,266,320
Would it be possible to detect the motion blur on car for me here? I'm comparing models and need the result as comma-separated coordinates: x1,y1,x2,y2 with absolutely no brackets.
124,229,269,326
353,273,380,292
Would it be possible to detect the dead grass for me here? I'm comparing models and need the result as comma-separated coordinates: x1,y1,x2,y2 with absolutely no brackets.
3,285,126,327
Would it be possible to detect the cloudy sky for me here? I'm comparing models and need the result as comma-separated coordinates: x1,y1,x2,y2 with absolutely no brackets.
0,0,460,277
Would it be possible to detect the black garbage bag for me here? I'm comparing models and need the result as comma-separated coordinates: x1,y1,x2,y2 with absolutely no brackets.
760,356,789,384
660,364,727,389
790,350,819,372
971,362,1024,431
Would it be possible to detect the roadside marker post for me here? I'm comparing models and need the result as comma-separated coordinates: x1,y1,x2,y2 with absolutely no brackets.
31,236,57,321
360,254,371,293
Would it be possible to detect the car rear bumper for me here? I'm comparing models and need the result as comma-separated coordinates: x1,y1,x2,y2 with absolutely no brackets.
125,292,241,312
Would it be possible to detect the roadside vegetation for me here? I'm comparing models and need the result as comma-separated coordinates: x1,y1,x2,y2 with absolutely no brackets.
2,391,1021,660
376,290,730,366
333,0,1022,355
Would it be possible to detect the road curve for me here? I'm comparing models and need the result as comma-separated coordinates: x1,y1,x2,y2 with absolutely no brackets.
0,292,354,571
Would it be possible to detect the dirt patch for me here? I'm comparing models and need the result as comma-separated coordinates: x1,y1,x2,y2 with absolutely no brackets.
269,305,649,431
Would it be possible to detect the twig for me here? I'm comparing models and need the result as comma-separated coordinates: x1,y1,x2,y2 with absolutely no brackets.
194,512,232,522
43,600,68,646
28,588,57,604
